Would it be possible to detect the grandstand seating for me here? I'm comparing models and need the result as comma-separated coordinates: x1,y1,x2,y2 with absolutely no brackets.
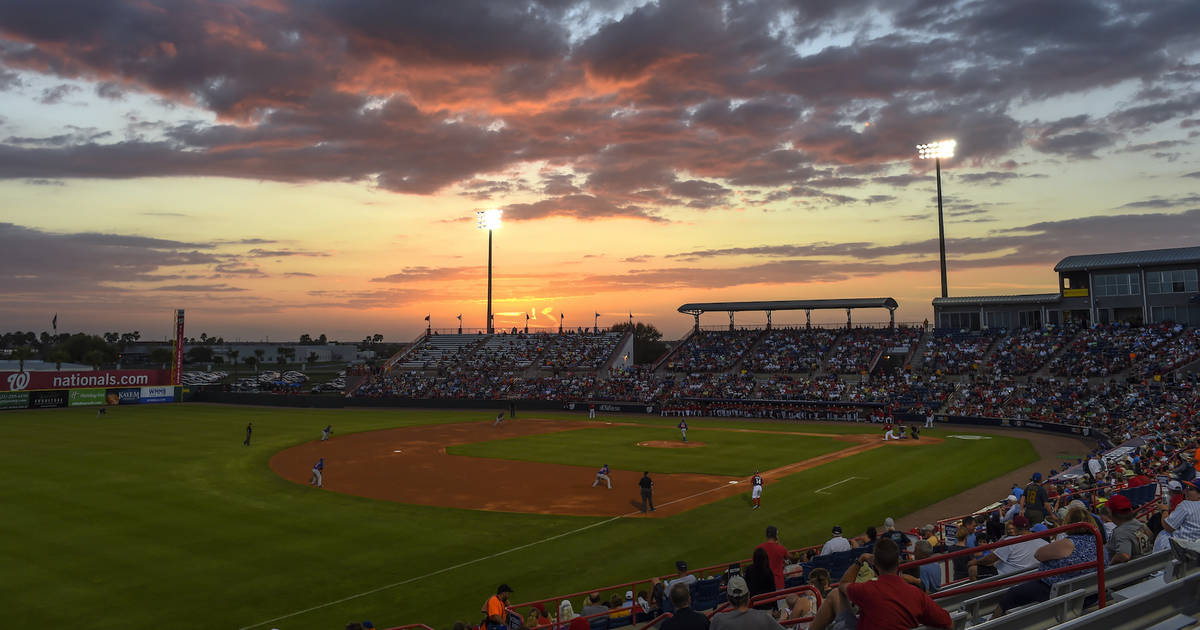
664,330,760,372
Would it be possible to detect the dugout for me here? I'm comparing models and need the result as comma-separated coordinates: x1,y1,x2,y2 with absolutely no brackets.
676,298,899,332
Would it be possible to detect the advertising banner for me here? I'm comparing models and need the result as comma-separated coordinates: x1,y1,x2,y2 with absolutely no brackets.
107,388,142,405
0,391,30,410
140,385,175,404
68,388,107,407
30,389,68,409
0,370,171,392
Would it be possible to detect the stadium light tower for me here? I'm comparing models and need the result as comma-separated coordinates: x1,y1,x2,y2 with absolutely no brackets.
477,209,503,334
917,139,955,298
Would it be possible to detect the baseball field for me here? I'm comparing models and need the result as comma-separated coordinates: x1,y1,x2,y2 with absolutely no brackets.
2,404,1050,629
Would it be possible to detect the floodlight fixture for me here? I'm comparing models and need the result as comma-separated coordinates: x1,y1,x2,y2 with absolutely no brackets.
916,139,956,299
917,139,956,160
477,208,503,231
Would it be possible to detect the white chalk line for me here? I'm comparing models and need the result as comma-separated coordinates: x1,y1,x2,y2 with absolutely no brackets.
814,476,865,495
237,479,738,629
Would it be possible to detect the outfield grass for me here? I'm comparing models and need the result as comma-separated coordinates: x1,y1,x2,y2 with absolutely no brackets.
1,404,1038,630
448,426,847,475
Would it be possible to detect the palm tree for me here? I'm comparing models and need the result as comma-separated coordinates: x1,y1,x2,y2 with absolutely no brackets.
229,349,240,378
12,346,33,372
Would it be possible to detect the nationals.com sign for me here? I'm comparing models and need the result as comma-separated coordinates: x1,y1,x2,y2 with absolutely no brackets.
1,370,170,392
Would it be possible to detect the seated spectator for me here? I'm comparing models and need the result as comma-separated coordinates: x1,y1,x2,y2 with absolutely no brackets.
558,599,576,623
806,568,832,598
967,515,1046,580
580,592,607,616
809,537,952,630
709,576,785,630
482,584,514,630
1163,479,1200,541
993,507,1099,617
666,560,699,594
1106,494,1153,564
911,540,941,593
820,526,851,555
660,582,710,630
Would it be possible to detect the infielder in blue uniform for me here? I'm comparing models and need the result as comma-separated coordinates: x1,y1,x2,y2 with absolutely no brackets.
593,464,612,489
493,411,505,428
321,425,333,441
310,457,324,488
678,419,688,442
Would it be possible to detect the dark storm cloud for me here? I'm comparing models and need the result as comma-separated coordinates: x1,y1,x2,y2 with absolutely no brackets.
0,0,1197,220
0,222,222,294
38,83,79,104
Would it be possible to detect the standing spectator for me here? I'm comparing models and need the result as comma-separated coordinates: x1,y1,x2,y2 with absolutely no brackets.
1022,472,1052,525
660,582,710,630
639,471,655,513
809,536,952,630
482,584,514,630
709,576,785,630
820,526,851,555
1106,495,1153,564
756,525,788,590
743,548,776,609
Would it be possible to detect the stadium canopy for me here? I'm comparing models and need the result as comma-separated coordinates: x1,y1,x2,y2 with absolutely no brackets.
1054,246,1200,272
676,298,899,331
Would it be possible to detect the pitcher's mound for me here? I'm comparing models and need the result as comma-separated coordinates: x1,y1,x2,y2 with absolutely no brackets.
638,440,706,448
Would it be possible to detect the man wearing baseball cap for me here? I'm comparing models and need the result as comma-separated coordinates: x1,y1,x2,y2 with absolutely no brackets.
1021,472,1052,525
819,526,851,556
709,576,784,630
1106,494,1153,565
1164,479,1200,541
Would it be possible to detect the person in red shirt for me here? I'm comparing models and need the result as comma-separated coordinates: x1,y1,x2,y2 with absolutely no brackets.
755,525,788,590
810,537,951,630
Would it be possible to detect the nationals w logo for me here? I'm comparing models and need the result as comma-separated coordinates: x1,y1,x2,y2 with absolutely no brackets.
6,371,31,391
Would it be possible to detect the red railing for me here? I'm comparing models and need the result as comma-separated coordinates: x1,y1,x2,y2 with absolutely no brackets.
934,481,1125,543
907,521,1107,608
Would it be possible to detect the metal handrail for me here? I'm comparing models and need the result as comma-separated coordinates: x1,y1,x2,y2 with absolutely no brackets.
906,521,1107,608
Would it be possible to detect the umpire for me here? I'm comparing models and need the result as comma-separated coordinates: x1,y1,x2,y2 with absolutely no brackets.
640,471,655,513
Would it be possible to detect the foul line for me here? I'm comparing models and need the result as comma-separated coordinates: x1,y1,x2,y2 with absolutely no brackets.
239,478,750,629
813,476,865,495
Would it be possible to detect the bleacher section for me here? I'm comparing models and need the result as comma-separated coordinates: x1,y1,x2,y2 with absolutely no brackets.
664,330,760,372
744,328,837,373
923,329,1003,375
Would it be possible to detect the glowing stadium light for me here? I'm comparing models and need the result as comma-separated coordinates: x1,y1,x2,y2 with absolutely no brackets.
916,139,956,160
477,208,503,231
916,139,956,299
477,209,502,334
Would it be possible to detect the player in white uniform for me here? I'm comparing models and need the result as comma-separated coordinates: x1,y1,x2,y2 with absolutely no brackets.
751,471,763,509
592,464,612,489
493,412,505,428
925,410,935,428
321,425,333,441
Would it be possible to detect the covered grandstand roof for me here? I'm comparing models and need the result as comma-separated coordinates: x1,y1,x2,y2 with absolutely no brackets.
932,293,1061,307
1054,246,1200,272
677,298,898,314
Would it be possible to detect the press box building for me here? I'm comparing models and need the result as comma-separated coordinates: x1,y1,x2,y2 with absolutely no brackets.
932,246,1200,330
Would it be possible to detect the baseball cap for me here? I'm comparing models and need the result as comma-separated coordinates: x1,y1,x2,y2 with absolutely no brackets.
1108,495,1133,513
1006,494,1017,503
1032,472,1042,482
1012,515,1030,529
726,576,750,598
362,623,375,629
884,517,895,529
766,525,778,539
1031,523,1049,533
1183,480,1200,493
832,525,843,535
497,584,514,595
676,560,688,572
625,591,633,600
1169,480,1183,491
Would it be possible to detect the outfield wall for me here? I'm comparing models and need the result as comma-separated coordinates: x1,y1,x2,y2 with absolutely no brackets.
0,385,182,411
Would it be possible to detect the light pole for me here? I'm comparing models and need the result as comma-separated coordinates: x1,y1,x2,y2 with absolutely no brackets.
917,139,956,298
477,209,502,334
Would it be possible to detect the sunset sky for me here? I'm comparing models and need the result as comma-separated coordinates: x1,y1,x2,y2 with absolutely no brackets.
1,0,1199,342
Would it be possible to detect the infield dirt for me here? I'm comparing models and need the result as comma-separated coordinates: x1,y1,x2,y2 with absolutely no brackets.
270,418,938,517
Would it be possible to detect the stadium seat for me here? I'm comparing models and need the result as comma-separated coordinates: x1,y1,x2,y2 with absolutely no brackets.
963,589,1088,630
588,615,609,630
1051,570,1200,630
692,577,722,612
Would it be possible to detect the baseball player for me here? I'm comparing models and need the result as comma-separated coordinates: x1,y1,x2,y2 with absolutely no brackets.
493,411,505,428
751,471,764,509
310,457,324,488
96,406,107,418
588,403,596,419
321,425,333,441
592,463,612,489
678,419,688,443
883,422,897,441
925,409,935,428
243,422,252,446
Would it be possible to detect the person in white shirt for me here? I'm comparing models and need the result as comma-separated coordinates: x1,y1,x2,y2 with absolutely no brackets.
820,526,852,555
1001,495,1020,523
967,515,1047,579
1164,480,1200,541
